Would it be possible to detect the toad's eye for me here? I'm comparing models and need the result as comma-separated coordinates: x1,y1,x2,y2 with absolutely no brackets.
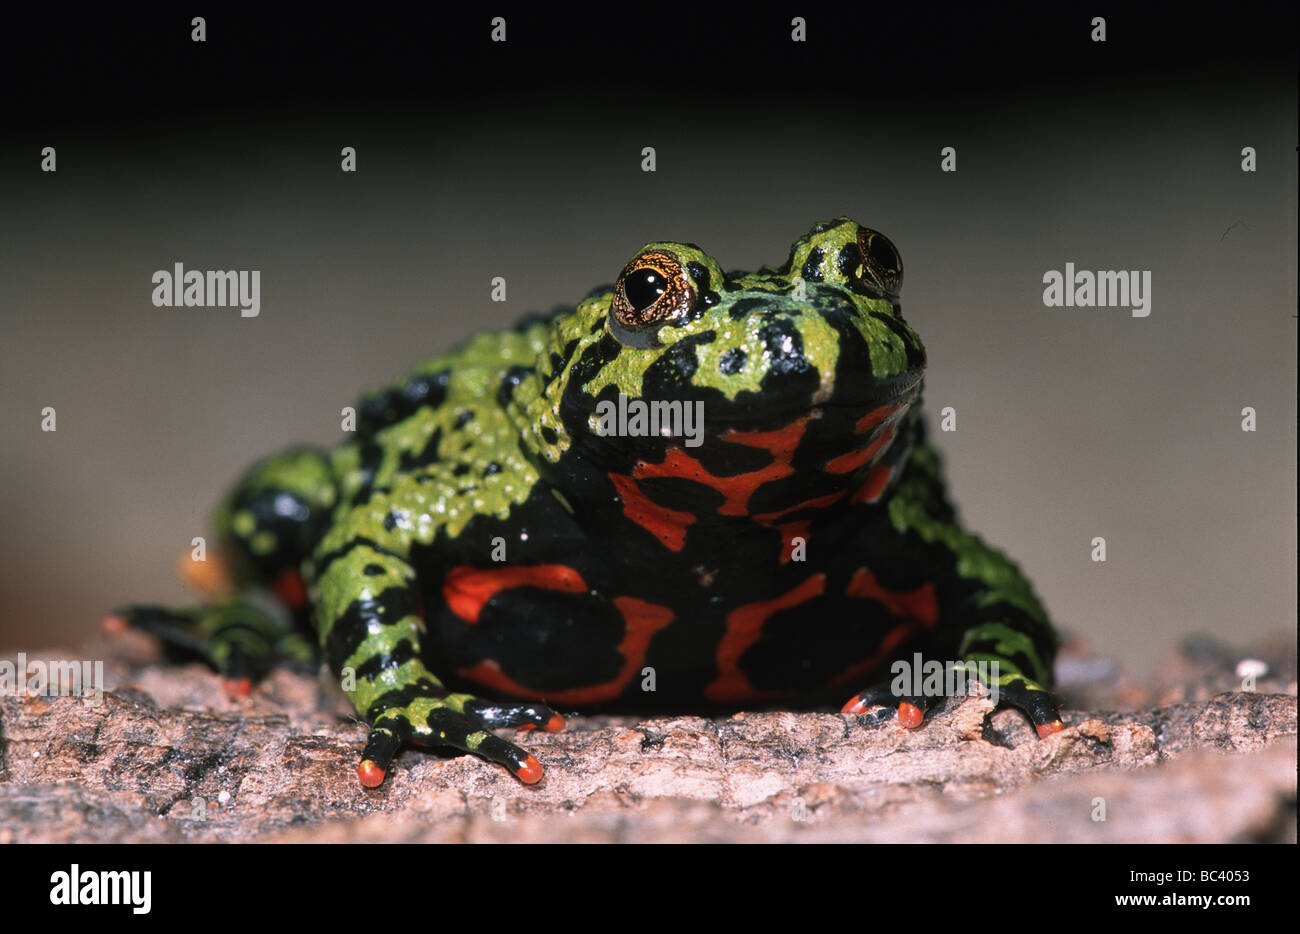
610,249,696,348
854,227,903,297
624,269,667,313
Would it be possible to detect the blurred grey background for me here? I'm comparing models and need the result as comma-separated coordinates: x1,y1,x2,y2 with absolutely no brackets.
1,8,1295,674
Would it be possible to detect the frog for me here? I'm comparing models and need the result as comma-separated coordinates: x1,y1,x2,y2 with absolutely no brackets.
109,218,1064,788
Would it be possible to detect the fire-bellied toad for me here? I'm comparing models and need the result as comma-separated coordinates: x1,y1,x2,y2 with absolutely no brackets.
111,218,1064,787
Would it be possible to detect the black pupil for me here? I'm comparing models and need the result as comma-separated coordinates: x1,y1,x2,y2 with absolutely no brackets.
626,269,667,311
868,236,896,271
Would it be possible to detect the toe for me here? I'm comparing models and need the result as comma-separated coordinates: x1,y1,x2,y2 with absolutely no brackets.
515,754,544,784
463,698,564,732
896,701,925,729
222,676,253,699
357,758,387,788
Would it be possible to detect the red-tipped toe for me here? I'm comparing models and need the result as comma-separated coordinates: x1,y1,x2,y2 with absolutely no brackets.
100,614,128,635
222,677,252,699
896,702,925,729
515,754,543,785
1036,719,1065,738
358,759,386,788
840,695,869,715
516,713,565,732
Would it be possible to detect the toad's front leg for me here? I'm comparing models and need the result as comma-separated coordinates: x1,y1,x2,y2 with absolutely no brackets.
313,536,562,788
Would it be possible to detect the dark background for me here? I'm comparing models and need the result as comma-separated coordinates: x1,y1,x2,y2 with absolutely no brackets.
3,6,1296,120
2,4,1296,669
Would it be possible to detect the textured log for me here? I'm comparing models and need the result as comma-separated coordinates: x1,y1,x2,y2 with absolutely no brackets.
0,633,1294,843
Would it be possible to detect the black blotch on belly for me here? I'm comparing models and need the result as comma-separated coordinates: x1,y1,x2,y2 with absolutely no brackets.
740,592,919,694
436,588,626,693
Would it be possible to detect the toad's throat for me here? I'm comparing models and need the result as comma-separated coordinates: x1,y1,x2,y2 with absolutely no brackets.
602,398,914,551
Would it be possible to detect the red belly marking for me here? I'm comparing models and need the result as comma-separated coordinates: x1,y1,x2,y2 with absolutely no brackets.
753,491,845,523
608,473,696,551
851,463,893,504
443,564,587,624
831,568,939,688
629,416,813,517
704,574,826,703
824,424,896,475
854,403,900,435
829,621,921,690
845,567,938,626
458,596,674,705
773,520,812,565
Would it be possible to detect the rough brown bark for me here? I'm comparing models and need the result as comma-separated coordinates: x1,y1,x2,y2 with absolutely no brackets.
1,633,1294,843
